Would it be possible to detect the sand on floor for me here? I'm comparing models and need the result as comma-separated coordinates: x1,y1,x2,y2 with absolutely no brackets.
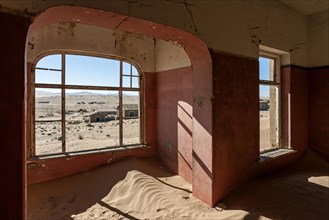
27,150,329,220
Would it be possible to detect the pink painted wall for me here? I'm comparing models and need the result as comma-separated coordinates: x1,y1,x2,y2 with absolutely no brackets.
156,66,193,183
308,67,329,161
144,72,157,148
289,66,309,153
27,147,153,185
212,52,259,203
211,53,310,205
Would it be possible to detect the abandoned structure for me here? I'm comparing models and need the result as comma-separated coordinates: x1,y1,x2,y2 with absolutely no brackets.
0,0,328,219
259,100,269,110
118,104,139,119
84,110,117,123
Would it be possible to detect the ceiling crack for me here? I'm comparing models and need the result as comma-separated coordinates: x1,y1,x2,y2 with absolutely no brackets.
127,0,154,15
113,16,129,31
183,0,200,36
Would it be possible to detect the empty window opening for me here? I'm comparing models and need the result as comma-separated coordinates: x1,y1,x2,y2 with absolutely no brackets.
32,53,143,156
259,56,280,152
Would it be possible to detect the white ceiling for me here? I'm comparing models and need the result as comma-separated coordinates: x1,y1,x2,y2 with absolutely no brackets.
279,0,329,15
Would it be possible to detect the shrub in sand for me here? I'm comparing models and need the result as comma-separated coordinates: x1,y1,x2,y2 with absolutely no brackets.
78,134,83,140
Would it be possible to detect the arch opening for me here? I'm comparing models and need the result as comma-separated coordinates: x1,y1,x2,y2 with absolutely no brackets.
25,5,213,205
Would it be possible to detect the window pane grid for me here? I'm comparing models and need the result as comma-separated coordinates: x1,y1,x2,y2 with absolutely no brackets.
259,56,280,153
33,53,143,156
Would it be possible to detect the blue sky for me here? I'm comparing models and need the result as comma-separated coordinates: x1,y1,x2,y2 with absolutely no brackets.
36,54,139,95
259,57,271,97
36,54,270,97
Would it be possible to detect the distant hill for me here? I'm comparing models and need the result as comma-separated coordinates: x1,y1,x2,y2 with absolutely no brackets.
36,91,61,97
36,90,126,97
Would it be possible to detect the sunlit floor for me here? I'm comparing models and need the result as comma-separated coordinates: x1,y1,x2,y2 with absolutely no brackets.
28,150,329,220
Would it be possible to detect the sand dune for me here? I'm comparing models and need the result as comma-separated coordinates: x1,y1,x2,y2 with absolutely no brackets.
28,150,329,220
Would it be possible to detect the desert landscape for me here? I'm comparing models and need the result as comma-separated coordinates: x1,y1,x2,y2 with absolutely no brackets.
36,90,275,155
35,90,140,155
259,96,278,151
259,110,271,150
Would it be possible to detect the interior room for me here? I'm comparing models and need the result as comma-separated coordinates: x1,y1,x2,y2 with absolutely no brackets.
0,0,328,219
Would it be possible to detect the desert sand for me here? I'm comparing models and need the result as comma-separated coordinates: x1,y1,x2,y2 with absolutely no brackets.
27,150,329,220
35,93,140,155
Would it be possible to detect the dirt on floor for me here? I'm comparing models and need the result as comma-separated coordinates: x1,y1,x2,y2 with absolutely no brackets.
27,150,329,220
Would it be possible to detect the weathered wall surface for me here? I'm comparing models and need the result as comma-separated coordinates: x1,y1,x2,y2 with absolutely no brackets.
28,23,191,73
25,10,197,186
0,12,30,220
290,67,309,153
0,0,326,215
156,66,193,183
30,23,155,68
281,66,309,154
211,53,311,204
27,147,153,184
2,0,309,66
308,67,329,161
211,52,259,203
308,10,329,67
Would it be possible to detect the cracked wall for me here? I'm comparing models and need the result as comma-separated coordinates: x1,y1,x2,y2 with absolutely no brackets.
1,0,311,66
27,22,191,72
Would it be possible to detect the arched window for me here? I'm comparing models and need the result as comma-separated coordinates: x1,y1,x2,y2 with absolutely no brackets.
31,52,143,156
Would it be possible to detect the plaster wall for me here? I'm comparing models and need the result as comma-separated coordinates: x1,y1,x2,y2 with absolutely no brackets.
211,52,310,204
156,66,193,183
27,22,191,72
308,67,329,161
212,52,259,203
27,147,153,185
1,0,309,66
27,23,155,70
289,67,309,153
308,10,329,67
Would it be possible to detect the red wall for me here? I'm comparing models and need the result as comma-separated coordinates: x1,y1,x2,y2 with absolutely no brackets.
211,52,259,203
290,66,309,153
27,147,153,184
0,12,31,220
144,72,157,147
210,53,310,205
308,67,329,161
156,66,193,183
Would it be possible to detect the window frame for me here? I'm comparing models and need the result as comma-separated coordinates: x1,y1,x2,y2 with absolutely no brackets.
30,50,144,157
259,50,282,152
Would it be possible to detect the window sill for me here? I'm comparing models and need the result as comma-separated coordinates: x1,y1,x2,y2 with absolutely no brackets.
258,148,296,163
28,144,149,162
